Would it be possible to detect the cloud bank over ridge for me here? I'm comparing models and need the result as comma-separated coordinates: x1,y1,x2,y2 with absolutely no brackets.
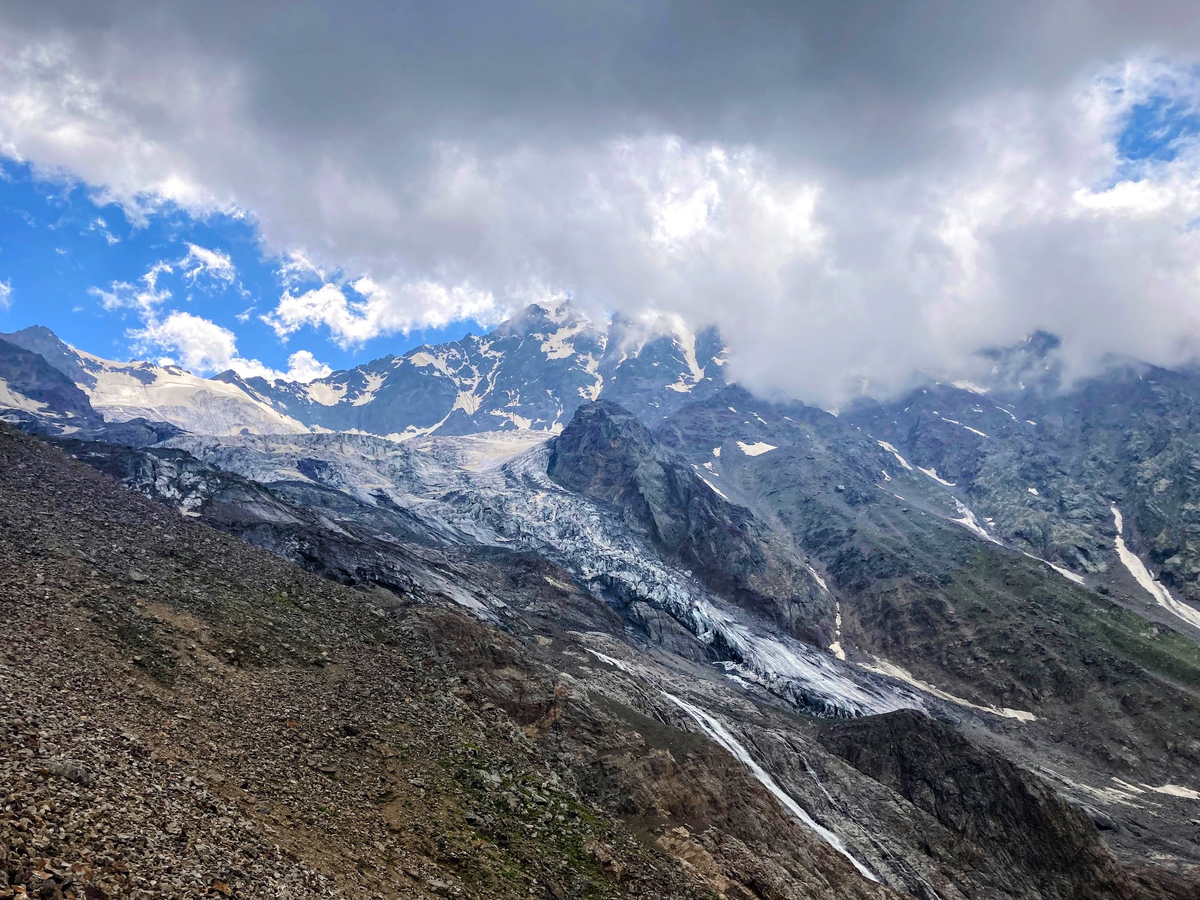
4,2,1200,402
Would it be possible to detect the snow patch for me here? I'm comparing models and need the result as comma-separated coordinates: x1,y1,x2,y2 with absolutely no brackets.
1021,551,1086,586
488,410,533,431
698,475,730,500
951,499,999,543
805,564,829,593
1112,506,1200,630
828,601,845,661
540,321,586,359
876,440,914,471
583,648,632,673
407,351,453,376
939,415,989,438
951,380,990,394
736,440,777,457
80,353,309,435
662,692,877,882
453,390,483,415
918,466,956,487
579,352,604,401
860,659,1036,722
305,381,347,406
351,372,386,406
0,378,49,415
1027,486,1039,496
1144,783,1200,800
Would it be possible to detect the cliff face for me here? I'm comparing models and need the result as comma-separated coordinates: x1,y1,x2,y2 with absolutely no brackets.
548,400,829,640
820,710,1141,900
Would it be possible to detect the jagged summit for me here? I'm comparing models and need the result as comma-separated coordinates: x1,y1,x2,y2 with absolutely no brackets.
3,302,729,438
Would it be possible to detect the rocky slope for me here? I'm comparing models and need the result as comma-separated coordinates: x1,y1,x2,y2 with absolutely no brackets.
0,336,101,435
7,422,1198,898
547,400,828,643
0,423,902,899
5,301,1200,893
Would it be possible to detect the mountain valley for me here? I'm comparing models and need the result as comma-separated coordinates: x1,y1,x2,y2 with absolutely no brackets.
4,304,1200,899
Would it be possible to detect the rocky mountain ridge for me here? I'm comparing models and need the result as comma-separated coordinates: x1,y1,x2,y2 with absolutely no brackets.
3,302,725,441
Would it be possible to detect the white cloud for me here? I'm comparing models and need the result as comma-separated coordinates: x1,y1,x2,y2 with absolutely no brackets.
130,311,239,373
89,243,235,317
281,350,333,383
263,277,501,346
88,277,170,315
95,249,328,384
180,243,235,285
0,279,11,309
143,261,173,291
277,249,328,287
9,9,1200,401
129,309,331,383
85,217,119,245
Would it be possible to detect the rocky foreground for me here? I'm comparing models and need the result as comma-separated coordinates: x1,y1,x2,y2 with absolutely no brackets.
2,421,1199,899
0,424,893,899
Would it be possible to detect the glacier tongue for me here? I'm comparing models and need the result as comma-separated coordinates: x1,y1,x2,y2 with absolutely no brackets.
166,429,920,720
662,692,878,882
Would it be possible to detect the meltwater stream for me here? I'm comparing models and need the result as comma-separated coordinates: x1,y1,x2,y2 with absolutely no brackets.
662,692,878,882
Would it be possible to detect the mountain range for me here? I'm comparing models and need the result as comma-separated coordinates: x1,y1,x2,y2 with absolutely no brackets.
3,302,1200,898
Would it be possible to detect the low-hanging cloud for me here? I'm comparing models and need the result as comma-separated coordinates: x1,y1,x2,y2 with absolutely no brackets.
3,2,1200,403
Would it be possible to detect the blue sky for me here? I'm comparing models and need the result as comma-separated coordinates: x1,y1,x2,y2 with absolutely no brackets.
0,159,478,379
1118,94,1200,163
